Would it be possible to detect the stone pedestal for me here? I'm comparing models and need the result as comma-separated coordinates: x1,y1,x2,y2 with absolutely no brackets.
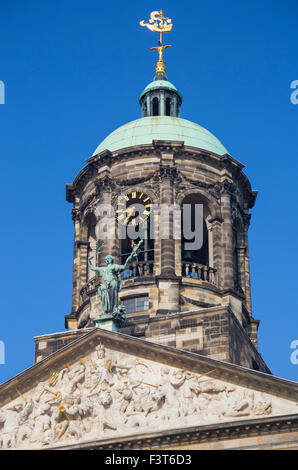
93,315,119,332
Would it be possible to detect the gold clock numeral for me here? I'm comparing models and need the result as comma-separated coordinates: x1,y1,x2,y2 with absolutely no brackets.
117,192,152,225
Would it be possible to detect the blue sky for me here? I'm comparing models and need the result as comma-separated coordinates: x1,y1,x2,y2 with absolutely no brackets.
0,0,297,383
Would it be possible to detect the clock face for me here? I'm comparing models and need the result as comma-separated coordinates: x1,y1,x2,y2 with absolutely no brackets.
116,191,152,226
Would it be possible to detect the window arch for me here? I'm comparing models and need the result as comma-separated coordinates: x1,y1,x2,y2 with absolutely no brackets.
181,193,211,273
118,191,155,278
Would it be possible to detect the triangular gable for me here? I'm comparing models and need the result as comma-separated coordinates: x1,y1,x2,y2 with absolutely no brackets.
0,328,297,449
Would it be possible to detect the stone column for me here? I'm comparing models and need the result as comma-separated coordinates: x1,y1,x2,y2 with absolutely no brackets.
173,95,178,117
237,245,247,293
78,239,89,291
71,207,82,315
97,190,116,264
154,148,182,314
220,181,235,290
160,91,165,116
208,217,223,289
95,171,117,266
243,215,253,315
160,171,176,276
146,95,151,117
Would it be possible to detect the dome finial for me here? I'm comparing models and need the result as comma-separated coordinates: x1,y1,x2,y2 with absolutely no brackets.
150,40,171,76
140,10,173,79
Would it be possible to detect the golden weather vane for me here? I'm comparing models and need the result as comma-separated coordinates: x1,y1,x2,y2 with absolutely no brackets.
140,10,173,76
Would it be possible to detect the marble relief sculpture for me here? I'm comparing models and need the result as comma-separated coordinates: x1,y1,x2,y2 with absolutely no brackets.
0,343,289,449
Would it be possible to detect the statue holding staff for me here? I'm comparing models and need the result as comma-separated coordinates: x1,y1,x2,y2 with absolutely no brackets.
88,239,143,327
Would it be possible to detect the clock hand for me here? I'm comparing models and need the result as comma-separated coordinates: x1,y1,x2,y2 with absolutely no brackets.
116,206,136,214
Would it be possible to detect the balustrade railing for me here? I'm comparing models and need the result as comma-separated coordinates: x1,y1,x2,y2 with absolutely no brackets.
182,261,217,285
80,260,217,301
123,260,154,279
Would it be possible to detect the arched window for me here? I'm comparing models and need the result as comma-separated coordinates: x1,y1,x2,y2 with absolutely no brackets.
152,97,159,116
118,192,154,278
120,229,154,278
181,194,210,276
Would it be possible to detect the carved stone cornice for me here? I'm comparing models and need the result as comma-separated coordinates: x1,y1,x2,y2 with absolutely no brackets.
85,149,113,165
66,184,74,203
68,145,257,207
53,414,298,450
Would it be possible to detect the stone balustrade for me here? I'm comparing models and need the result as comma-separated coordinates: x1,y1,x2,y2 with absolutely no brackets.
123,260,154,279
182,261,217,286
80,260,216,302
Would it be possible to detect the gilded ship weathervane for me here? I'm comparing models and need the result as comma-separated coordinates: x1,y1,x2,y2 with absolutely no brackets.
140,10,173,76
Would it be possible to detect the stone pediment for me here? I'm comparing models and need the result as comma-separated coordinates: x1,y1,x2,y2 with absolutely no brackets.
0,328,297,449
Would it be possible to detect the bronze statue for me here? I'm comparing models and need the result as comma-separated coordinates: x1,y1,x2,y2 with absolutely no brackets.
88,240,143,327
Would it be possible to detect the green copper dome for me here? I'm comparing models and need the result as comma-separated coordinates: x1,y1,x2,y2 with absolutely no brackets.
139,80,182,103
92,116,228,156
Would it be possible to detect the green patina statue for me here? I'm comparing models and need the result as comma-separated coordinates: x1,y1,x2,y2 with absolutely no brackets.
88,239,143,327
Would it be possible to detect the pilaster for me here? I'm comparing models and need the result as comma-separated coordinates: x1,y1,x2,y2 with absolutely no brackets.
220,180,235,291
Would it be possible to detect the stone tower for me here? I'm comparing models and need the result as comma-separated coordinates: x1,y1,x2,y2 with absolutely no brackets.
59,65,270,374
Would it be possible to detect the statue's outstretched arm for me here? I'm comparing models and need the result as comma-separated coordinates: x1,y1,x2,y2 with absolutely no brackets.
122,253,135,270
122,240,143,270
88,256,102,273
